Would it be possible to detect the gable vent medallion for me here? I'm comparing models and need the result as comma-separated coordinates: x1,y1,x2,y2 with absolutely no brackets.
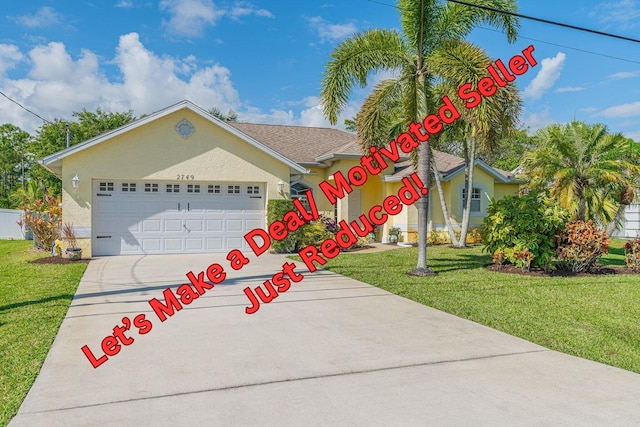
176,119,195,139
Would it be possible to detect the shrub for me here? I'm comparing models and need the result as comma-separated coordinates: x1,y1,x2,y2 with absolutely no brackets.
624,238,640,272
482,192,569,270
18,194,62,251
555,220,609,273
266,201,335,253
427,230,450,245
266,200,299,253
466,227,484,244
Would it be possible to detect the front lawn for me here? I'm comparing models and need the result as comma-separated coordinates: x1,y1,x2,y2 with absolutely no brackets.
316,239,640,374
0,241,87,427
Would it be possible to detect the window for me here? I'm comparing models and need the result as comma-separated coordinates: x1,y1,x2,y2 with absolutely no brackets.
166,184,180,193
208,185,221,194
99,182,114,192
227,185,240,194
462,187,481,212
291,182,311,210
187,184,201,193
247,185,260,195
122,182,136,192
145,183,159,193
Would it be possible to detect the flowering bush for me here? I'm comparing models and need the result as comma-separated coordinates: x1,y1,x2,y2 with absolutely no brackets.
18,194,62,251
624,238,640,272
555,220,609,273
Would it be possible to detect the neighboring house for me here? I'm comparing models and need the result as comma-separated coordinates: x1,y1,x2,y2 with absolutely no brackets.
613,198,640,239
40,100,520,257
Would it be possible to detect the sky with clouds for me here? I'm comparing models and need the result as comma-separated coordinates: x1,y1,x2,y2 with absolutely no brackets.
1,1,640,141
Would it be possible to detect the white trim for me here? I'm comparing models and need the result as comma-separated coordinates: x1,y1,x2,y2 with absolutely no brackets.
459,183,487,217
40,100,308,176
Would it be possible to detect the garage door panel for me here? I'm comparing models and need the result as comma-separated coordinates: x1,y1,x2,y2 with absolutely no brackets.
185,238,204,251
226,237,243,249
164,219,183,232
185,219,204,232
142,219,162,232
225,219,243,232
93,180,265,255
206,219,223,231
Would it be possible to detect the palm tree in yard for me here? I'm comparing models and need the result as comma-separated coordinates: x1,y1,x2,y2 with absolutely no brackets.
430,40,521,247
320,0,519,275
522,121,640,227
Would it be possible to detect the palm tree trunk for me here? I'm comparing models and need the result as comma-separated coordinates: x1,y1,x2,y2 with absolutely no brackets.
459,136,477,247
431,147,460,246
412,139,432,273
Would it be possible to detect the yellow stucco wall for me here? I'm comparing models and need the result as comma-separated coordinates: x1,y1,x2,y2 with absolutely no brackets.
384,167,519,242
494,183,519,200
61,109,291,257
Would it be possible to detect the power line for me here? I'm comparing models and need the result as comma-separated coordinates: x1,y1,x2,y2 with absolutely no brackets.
478,26,640,65
446,0,640,44
0,90,51,124
365,0,640,65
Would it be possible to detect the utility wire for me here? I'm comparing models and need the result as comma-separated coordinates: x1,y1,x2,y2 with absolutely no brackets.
0,90,51,124
478,26,640,66
366,0,640,65
446,0,640,44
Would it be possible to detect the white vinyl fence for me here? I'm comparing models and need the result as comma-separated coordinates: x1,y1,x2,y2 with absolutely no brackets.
0,209,25,240
613,202,640,239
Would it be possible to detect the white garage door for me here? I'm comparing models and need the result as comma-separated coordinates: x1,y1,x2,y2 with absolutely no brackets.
92,180,265,256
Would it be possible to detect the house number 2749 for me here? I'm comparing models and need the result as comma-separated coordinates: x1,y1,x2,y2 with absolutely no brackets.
177,174,195,180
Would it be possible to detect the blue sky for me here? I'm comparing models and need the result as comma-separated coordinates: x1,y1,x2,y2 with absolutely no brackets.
1,0,640,141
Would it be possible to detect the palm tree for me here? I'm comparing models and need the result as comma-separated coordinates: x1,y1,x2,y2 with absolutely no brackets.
320,0,518,274
430,40,521,247
521,121,640,225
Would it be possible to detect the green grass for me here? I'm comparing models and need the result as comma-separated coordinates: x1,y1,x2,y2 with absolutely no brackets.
307,239,640,374
0,241,87,427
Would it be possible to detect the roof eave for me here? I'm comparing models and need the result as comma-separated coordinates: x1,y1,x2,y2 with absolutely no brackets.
39,100,308,175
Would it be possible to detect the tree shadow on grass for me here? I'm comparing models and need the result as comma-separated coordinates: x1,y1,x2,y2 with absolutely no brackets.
428,253,492,273
0,294,75,313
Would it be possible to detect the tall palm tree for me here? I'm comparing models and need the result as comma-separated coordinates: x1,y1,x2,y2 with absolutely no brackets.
522,121,640,225
321,0,518,274
431,40,521,247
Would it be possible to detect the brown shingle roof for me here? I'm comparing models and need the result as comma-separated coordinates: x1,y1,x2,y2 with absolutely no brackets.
228,122,358,164
228,122,513,181
388,150,465,179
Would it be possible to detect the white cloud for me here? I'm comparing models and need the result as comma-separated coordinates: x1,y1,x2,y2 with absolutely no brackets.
159,0,273,38
13,6,61,28
609,70,640,79
555,86,585,93
0,44,24,76
523,52,566,100
591,0,640,29
521,108,556,134
600,101,640,118
228,4,274,20
160,0,222,38
307,16,357,43
115,1,133,8
0,33,358,136
240,96,360,129
0,33,241,132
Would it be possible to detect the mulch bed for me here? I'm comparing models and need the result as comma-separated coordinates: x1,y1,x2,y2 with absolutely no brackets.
29,256,91,265
486,263,636,277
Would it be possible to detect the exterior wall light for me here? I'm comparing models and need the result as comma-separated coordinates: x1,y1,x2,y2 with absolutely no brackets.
72,174,80,190
277,180,285,196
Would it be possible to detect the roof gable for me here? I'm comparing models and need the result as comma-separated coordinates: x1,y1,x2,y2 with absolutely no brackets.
40,100,308,176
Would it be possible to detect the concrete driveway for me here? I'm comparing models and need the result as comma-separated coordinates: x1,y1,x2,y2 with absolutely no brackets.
9,252,640,426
